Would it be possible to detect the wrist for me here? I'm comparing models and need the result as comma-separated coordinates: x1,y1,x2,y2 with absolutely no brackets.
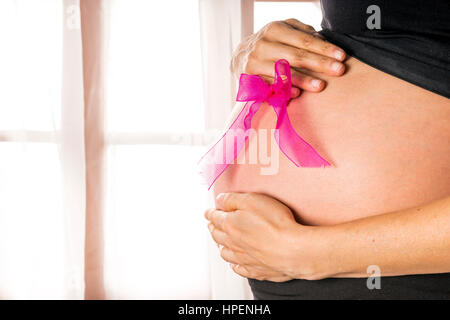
283,224,342,280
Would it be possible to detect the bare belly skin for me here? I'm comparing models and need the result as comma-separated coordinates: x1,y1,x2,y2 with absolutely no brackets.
213,57,450,226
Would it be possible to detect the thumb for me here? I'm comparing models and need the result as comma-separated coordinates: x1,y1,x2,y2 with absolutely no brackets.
215,192,252,212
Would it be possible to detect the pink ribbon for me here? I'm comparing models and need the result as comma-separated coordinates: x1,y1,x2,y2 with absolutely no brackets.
199,59,330,189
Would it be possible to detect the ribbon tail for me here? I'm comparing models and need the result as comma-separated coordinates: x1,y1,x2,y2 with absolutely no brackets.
198,101,260,190
273,104,330,167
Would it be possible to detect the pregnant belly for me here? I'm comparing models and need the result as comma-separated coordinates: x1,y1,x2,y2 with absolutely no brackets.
213,58,450,225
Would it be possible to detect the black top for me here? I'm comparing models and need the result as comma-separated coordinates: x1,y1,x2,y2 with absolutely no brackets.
249,274,450,300
248,0,450,300
320,0,450,98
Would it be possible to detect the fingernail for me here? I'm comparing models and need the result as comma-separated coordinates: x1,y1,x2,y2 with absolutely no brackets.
331,61,343,73
208,223,214,232
334,50,345,60
311,79,322,89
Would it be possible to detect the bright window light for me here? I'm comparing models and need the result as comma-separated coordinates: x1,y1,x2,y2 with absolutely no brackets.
254,1,323,31
106,0,204,134
0,0,65,299
104,0,209,299
0,0,62,132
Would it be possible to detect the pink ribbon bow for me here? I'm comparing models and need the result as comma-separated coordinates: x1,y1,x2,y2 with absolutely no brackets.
199,59,330,189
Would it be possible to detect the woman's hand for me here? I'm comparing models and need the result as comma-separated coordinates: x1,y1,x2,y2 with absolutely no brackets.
205,192,330,281
207,193,450,281
231,18,346,97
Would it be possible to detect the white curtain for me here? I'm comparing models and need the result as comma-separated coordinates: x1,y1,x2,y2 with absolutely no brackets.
0,0,85,299
0,0,255,300
101,0,256,300
60,0,86,299
199,0,254,300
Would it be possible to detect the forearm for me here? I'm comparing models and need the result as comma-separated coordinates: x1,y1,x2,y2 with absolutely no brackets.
294,196,450,279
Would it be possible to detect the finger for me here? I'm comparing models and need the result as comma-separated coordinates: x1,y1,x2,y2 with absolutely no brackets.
284,18,316,33
216,192,281,213
259,75,301,98
208,223,231,247
230,264,253,279
264,22,346,61
215,192,251,212
205,209,229,231
208,224,245,253
258,74,274,84
313,31,326,40
249,41,332,90
283,19,328,45
258,41,345,76
220,246,261,266
230,264,291,282
291,69,325,92
260,67,324,93
260,68,324,93
244,58,275,77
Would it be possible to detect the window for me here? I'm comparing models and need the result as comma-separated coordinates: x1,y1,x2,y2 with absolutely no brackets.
103,0,323,299
0,0,324,300
254,1,322,31
103,0,209,299
0,0,66,299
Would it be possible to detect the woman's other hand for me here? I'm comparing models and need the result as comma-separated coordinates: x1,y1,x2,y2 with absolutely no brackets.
205,192,330,281
231,18,346,97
